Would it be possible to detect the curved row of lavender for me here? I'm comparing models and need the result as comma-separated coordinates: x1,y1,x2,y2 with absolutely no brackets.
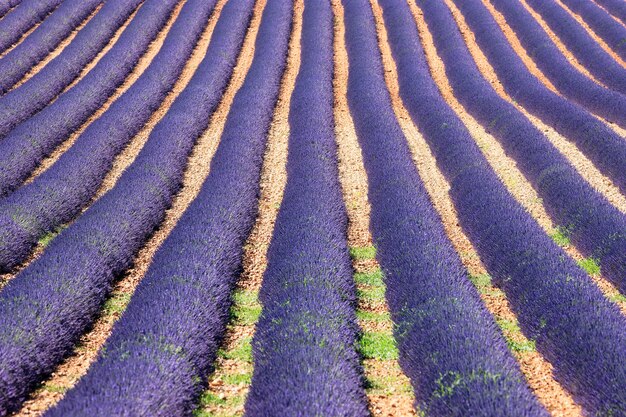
45,1,293,415
559,0,626,60
490,0,626,99
0,0,255,412
0,0,216,272
444,0,626,291
0,0,178,199
594,0,626,24
0,0,61,54
341,0,546,415
245,1,368,415
0,0,142,132
384,1,626,414
520,0,626,96
450,0,626,195
0,0,102,93
0,0,23,19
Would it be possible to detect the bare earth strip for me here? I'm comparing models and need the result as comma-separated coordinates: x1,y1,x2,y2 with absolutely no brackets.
194,1,300,416
10,4,104,89
442,0,626,314
24,0,185,185
8,0,264,414
333,1,416,416
407,2,586,415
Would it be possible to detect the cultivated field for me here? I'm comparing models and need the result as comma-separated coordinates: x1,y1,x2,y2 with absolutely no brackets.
0,0,625,416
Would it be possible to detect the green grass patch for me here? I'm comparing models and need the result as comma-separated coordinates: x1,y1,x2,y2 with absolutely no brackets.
230,289,261,325
222,372,251,386
350,245,376,260
194,391,245,417
577,257,600,276
218,337,252,363
354,269,384,286
469,273,492,288
550,227,571,247
356,310,390,323
610,293,626,303
43,384,68,394
102,293,131,316
357,285,386,302
496,318,521,334
38,225,68,247
359,331,398,360
506,338,536,353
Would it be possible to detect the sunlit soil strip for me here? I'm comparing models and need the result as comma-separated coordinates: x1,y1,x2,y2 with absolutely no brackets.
8,1,260,414
332,2,415,416
10,4,104,89
193,0,299,415
406,2,585,416
442,0,626,314
554,0,626,68
24,0,185,185
481,0,626,138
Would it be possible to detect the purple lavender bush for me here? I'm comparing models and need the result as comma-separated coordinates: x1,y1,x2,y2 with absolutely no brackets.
0,0,102,93
0,0,142,133
384,1,626,414
0,0,217,272
341,1,546,415
245,1,368,415
0,0,258,413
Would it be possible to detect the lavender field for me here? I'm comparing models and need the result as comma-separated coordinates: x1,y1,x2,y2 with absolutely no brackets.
0,0,624,416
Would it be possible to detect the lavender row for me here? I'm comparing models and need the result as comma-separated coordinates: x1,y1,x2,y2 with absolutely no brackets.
0,0,216,272
559,0,626,60
0,0,179,199
0,0,23,19
44,1,289,415
0,0,255,411
0,0,142,134
490,0,626,102
445,0,626,291
451,0,626,193
0,0,61,54
384,1,626,414
245,1,368,414
341,1,545,415
0,0,102,93
593,0,626,24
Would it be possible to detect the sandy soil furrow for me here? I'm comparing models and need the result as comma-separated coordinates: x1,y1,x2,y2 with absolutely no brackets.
332,1,416,415
23,0,184,185
406,2,586,415
9,4,104,89
197,2,301,416
554,0,626,68
9,1,263,414
442,0,626,314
